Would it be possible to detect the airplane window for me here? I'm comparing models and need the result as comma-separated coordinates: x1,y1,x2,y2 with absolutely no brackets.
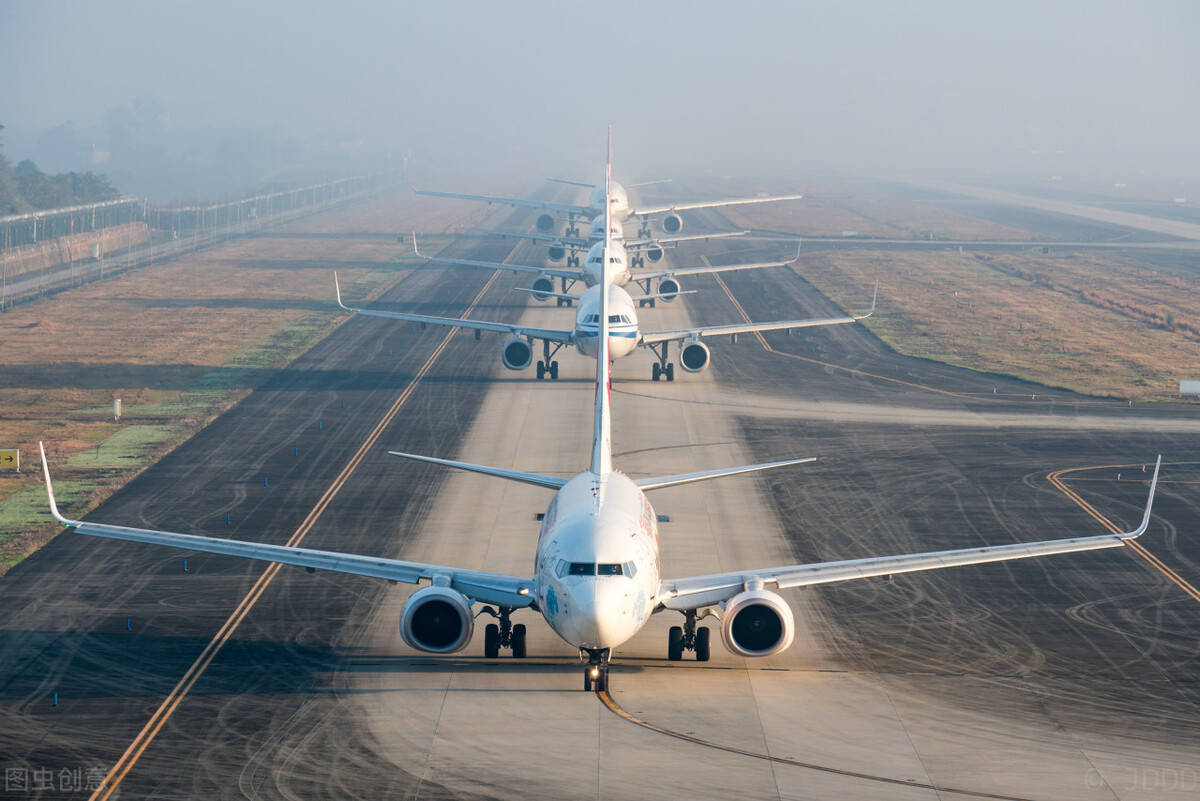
597,563,623,576
624,561,637,579
586,314,599,323
556,560,569,578
608,314,622,323
568,562,596,576
620,315,631,323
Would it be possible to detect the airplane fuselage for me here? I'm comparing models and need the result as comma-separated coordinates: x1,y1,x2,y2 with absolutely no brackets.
571,284,640,360
533,469,660,650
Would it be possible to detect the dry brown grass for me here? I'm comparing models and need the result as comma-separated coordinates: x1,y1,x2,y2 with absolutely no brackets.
797,248,1200,400
0,191,475,573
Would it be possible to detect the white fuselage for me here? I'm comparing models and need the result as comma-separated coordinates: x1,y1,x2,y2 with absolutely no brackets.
587,181,631,220
572,284,639,360
580,240,633,287
532,470,660,649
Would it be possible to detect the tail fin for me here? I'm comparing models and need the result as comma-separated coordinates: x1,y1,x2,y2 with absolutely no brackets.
590,127,615,476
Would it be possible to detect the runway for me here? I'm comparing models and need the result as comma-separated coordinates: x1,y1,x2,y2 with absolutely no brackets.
1,191,1198,800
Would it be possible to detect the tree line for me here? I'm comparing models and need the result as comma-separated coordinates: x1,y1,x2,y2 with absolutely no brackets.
1,124,119,215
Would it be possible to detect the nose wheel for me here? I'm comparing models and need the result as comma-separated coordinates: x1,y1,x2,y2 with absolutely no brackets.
667,610,710,661
480,606,527,658
582,648,611,692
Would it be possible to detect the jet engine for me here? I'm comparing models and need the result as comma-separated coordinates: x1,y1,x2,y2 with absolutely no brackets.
679,340,710,372
399,585,475,654
661,213,684,234
644,244,665,263
530,274,555,301
720,589,794,657
535,213,556,233
501,336,533,370
547,244,566,262
657,277,681,302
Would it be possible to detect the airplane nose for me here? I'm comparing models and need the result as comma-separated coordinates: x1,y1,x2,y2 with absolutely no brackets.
569,580,636,649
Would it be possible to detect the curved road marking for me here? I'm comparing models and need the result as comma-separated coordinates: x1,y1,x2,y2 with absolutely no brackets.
88,270,501,801
1047,463,1200,605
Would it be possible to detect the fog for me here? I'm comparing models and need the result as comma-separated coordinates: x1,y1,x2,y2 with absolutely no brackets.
3,0,1197,199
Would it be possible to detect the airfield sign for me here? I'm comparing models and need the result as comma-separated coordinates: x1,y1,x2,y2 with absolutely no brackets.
0,449,18,472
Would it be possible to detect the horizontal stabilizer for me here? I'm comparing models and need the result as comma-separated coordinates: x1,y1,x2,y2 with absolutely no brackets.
388,451,568,490
635,457,815,491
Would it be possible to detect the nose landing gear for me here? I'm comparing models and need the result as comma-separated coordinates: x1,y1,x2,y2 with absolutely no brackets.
581,648,611,692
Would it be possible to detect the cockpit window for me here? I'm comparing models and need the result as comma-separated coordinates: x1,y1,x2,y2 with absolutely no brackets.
555,559,569,578
607,314,622,323
597,563,623,576
624,561,637,579
586,314,600,323
568,562,595,576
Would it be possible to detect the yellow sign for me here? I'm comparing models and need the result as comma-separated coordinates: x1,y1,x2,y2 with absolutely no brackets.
0,449,17,471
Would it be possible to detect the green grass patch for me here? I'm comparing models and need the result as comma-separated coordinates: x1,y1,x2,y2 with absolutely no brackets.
67,425,181,468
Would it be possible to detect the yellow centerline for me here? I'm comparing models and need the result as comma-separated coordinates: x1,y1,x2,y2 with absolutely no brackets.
88,271,501,801
1047,464,1200,605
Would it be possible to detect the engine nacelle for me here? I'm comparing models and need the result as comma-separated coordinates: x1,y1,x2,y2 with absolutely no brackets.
501,336,533,370
644,244,665,263
720,589,795,657
547,244,566,262
679,340,710,372
661,213,683,234
657,277,682,302
535,213,555,233
399,585,474,654
530,275,555,301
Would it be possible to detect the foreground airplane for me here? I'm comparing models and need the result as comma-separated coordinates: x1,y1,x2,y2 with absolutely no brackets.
42,131,1164,693
417,167,803,238
414,233,798,307
334,272,874,381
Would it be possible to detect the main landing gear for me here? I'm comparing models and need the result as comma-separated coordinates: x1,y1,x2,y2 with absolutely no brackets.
537,340,563,380
582,648,611,692
481,606,527,658
555,276,574,307
668,610,710,662
636,278,655,308
647,342,674,382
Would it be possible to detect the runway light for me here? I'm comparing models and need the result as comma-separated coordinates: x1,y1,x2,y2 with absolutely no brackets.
590,667,599,678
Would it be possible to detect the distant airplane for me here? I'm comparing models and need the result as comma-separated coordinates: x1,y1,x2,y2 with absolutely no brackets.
42,129,1163,694
470,212,751,268
335,272,874,381
413,233,800,308
416,159,803,239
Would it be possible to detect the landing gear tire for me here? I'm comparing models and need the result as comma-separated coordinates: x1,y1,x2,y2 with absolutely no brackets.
511,623,527,658
652,363,662,382
536,361,546,380
549,361,559,380
695,626,711,662
665,363,675,382
667,626,684,661
484,623,500,658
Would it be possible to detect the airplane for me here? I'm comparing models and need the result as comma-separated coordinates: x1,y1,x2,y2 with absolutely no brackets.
469,212,751,269
416,162,803,239
413,232,800,308
334,272,875,381
41,130,1164,694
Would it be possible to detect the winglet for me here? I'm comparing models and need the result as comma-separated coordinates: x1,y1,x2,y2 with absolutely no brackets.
333,272,351,312
789,242,802,263
39,442,71,526
412,232,424,258
1120,456,1161,540
856,281,878,320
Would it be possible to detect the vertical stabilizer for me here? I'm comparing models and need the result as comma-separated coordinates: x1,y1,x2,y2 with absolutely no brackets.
590,127,615,476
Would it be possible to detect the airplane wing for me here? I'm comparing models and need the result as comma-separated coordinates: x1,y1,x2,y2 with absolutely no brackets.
631,193,805,216
640,282,875,346
415,189,589,217
335,274,573,343
469,227,588,249
623,230,750,250
635,246,801,280
660,458,1161,610
38,444,533,608
412,237,584,281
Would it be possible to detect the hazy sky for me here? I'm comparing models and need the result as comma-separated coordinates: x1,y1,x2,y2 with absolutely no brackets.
3,0,1197,188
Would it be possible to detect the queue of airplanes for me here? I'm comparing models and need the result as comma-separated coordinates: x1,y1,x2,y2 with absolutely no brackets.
42,128,1163,692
